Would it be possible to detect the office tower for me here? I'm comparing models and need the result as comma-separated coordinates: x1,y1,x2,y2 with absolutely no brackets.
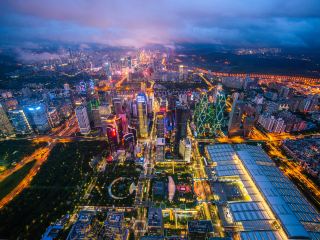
175,104,189,144
123,133,135,152
212,84,226,133
118,113,128,133
132,101,138,118
75,106,91,134
179,65,187,81
8,109,33,135
113,97,123,115
147,97,153,115
25,103,51,133
136,93,148,138
87,99,101,127
194,92,214,136
243,116,255,137
228,93,244,136
106,123,119,151
115,116,124,141
103,115,121,151
179,138,192,163
104,62,112,80
128,126,137,144
0,103,14,137
47,107,61,128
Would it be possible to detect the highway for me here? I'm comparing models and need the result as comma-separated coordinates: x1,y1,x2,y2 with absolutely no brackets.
0,142,55,209
0,114,80,209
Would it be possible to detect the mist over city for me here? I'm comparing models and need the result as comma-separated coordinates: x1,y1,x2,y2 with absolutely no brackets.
0,1,320,240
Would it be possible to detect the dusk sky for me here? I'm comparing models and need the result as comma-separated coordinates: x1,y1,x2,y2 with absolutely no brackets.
1,0,320,48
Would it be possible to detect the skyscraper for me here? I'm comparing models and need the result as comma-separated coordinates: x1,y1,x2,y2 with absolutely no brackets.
47,107,61,128
175,104,189,144
75,106,91,134
136,93,148,138
228,93,244,136
104,62,112,80
212,84,226,133
0,103,14,137
113,97,123,115
8,109,33,135
25,103,51,133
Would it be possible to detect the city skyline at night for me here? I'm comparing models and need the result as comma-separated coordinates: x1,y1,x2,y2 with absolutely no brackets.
0,1,320,239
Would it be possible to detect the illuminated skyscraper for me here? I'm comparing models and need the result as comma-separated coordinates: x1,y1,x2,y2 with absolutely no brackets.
136,93,148,138
228,93,244,136
175,104,189,144
179,65,188,80
25,103,51,133
75,106,91,134
104,62,112,80
212,84,226,133
8,109,33,135
47,107,61,128
0,103,14,137
113,97,123,115
194,92,215,137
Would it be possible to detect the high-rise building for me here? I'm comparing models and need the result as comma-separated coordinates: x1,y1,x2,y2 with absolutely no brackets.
113,97,123,115
212,84,226,133
75,106,91,134
8,109,33,135
179,65,188,81
25,103,51,133
279,86,290,98
194,92,215,137
104,62,112,80
102,114,124,151
136,93,148,138
87,99,101,128
258,114,286,133
118,113,128,133
0,103,14,137
179,138,192,163
298,95,318,113
228,93,244,136
47,107,61,128
175,104,189,144
243,116,255,137
123,133,135,152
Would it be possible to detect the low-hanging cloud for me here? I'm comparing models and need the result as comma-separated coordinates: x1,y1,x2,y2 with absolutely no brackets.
0,0,320,48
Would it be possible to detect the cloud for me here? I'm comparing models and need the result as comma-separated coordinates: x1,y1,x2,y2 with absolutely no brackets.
14,48,66,62
0,0,320,48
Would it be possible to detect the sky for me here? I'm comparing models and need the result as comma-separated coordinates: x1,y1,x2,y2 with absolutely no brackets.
1,0,320,48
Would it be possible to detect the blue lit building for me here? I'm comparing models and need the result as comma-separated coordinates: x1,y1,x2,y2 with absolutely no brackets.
8,109,33,135
25,103,51,133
